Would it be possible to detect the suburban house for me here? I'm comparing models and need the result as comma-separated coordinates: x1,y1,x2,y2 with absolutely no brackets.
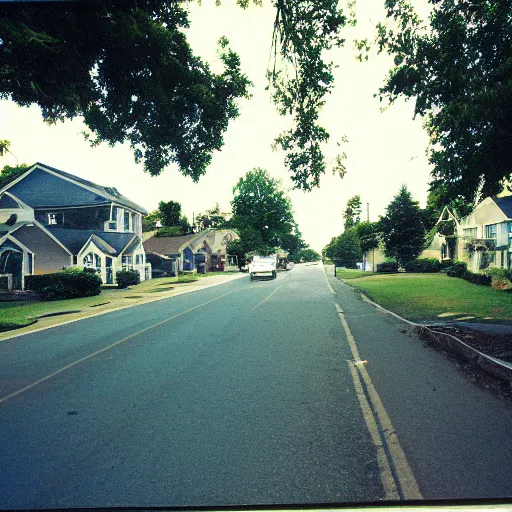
422,195,512,272
144,228,239,276
0,162,150,290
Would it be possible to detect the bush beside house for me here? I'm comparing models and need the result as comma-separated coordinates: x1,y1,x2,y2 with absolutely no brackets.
116,269,140,289
403,258,441,273
25,272,102,300
376,262,398,273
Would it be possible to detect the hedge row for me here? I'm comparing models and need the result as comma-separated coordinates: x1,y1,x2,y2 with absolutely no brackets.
376,262,398,273
403,258,440,273
25,272,102,300
446,261,492,286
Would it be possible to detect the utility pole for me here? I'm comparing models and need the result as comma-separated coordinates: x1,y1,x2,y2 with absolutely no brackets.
367,202,370,222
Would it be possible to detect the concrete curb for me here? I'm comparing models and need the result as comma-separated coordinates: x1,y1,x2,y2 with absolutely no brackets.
331,271,512,385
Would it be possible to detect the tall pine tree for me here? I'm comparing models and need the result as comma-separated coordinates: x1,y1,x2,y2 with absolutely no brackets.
380,186,425,266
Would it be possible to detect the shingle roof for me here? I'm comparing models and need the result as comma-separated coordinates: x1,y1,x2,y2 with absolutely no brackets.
143,233,202,256
7,163,147,213
493,196,512,219
47,228,137,256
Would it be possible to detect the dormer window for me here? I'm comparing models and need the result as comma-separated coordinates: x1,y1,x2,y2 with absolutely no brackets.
47,213,63,225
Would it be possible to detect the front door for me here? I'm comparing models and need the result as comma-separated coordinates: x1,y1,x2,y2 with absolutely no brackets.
0,249,23,290
105,257,113,284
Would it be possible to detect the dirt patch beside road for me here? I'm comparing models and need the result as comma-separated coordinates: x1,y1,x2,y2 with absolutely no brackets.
430,326,512,364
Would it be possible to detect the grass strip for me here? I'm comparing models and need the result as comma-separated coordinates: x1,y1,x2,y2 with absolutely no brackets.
338,272,512,322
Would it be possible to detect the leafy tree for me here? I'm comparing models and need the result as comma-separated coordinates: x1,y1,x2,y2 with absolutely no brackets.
379,185,425,266
0,164,29,189
0,2,251,181
295,248,321,262
267,0,349,190
355,221,380,254
226,227,266,269
231,168,295,249
0,1,349,189
155,226,184,237
142,210,160,233
377,0,512,204
323,228,362,268
279,231,307,257
343,195,362,230
179,215,192,234
158,200,182,227
195,203,229,231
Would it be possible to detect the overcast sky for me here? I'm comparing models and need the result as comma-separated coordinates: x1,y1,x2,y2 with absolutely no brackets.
0,0,433,252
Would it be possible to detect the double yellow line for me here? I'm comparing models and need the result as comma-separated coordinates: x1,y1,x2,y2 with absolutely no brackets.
335,303,423,500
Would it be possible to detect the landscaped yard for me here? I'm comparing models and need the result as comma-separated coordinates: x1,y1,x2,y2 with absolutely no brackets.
336,271,512,322
0,272,240,332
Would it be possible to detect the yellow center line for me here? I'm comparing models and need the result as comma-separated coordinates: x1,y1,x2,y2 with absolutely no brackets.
250,276,290,311
335,303,423,500
0,289,244,406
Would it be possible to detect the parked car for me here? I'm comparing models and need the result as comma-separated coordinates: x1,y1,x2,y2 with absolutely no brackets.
249,254,277,281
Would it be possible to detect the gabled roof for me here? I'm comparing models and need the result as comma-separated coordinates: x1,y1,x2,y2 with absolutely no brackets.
47,228,137,256
143,232,204,256
493,196,512,219
3,163,147,214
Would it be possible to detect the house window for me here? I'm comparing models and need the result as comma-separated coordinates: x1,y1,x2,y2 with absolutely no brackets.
135,255,141,265
485,224,497,240
83,253,94,266
47,213,63,225
480,251,496,269
463,227,477,238
124,211,131,232
122,255,133,268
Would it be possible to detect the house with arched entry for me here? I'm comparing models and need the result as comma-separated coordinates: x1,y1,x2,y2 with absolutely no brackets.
144,229,239,276
0,162,150,290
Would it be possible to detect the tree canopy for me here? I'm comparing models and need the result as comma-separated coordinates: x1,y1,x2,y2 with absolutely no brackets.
158,200,182,227
343,194,362,231
0,1,251,181
0,0,349,190
378,0,512,204
195,203,230,231
0,163,29,189
231,167,295,248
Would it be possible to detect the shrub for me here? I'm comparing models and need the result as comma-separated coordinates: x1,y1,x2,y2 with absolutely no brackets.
155,226,183,237
485,267,512,291
439,259,454,271
376,261,398,273
403,258,441,273
25,272,102,300
462,270,492,286
116,269,140,289
62,266,84,273
446,261,467,278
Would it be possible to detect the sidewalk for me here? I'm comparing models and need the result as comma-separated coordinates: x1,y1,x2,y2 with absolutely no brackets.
0,272,246,341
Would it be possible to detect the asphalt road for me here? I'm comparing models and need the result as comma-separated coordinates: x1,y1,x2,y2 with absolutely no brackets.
1,264,512,508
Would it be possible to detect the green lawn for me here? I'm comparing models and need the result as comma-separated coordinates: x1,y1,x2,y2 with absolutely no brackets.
0,290,122,331
337,272,512,322
335,269,377,279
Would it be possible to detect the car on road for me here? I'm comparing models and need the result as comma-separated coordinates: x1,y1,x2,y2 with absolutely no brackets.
249,254,277,281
